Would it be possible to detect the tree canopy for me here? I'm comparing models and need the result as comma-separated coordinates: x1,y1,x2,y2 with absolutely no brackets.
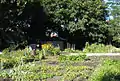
0,0,120,49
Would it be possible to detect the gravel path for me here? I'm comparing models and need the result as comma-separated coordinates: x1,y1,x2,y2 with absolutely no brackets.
65,53,120,56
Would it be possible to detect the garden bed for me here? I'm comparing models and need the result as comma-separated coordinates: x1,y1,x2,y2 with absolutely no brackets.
1,55,120,81
1,46,120,81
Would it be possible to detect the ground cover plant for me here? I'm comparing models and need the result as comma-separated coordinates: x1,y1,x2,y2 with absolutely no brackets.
89,59,120,81
63,43,120,54
0,56,93,81
58,54,86,62
1,51,120,81
0,47,44,69
1,43,120,81
83,43,120,53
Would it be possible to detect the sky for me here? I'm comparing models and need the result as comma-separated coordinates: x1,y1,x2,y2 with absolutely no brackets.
103,0,120,3
104,0,120,20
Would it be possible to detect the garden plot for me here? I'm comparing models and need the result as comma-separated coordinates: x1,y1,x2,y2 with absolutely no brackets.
1,55,120,81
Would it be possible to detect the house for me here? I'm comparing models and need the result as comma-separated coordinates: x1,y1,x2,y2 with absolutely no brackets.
40,37,66,51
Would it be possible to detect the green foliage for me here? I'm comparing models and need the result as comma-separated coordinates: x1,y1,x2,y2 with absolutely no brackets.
58,54,86,62
49,47,61,55
1,0,120,49
42,43,61,56
2,58,18,69
2,48,10,55
0,0,28,49
104,4,120,46
36,49,45,59
42,0,107,43
0,71,9,78
89,59,120,81
83,42,117,53
0,60,90,81
0,47,43,69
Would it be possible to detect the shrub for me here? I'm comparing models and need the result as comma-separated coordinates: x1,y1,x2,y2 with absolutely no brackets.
58,54,86,62
41,43,52,51
42,43,61,56
2,59,18,69
89,59,120,81
2,48,10,55
49,47,61,55
83,42,117,53
0,47,44,69
36,49,45,59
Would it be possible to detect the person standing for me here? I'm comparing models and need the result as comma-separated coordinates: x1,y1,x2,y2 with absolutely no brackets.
29,39,37,56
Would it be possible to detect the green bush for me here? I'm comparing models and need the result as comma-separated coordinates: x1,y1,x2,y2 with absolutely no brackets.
49,47,61,55
0,47,44,69
2,48,10,55
2,59,18,69
58,54,86,62
0,60,90,81
0,63,56,81
111,48,120,53
89,59,120,81
41,43,61,56
36,49,45,59
83,42,117,53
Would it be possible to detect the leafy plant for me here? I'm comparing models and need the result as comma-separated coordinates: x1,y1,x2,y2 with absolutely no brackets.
83,42,117,53
89,59,120,81
0,47,45,69
2,59,19,69
49,47,61,55
42,43,61,56
58,54,86,62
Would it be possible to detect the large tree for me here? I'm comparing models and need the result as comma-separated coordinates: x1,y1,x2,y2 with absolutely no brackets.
0,0,26,49
106,5,120,47
42,0,107,48
0,0,47,49
1,0,120,50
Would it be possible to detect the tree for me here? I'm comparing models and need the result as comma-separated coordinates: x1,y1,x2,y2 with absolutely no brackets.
106,5,120,47
42,0,107,48
1,0,119,50
0,0,27,49
0,0,47,50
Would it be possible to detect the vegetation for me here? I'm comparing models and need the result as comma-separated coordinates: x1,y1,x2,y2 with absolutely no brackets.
42,43,61,55
0,56,92,81
63,43,120,53
1,44,120,81
1,0,120,81
89,59,120,81
1,0,120,49
83,43,120,53
0,47,44,69
58,54,86,62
